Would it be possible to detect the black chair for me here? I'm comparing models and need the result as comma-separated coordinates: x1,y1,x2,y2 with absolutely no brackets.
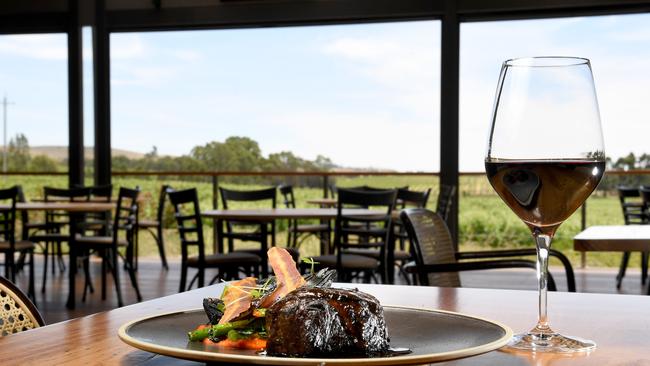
400,208,557,291
436,184,456,221
219,187,277,275
168,188,261,292
279,185,330,254
616,185,648,288
636,186,650,286
0,186,36,302
309,188,396,283
137,185,172,270
79,184,113,236
391,188,431,283
0,275,44,336
72,187,141,307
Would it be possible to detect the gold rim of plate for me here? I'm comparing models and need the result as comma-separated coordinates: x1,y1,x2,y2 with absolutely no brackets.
118,305,513,366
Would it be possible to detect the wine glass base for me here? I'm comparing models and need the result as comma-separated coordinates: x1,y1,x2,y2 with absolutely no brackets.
506,332,596,353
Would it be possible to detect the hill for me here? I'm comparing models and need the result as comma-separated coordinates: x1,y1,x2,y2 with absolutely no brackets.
28,146,145,161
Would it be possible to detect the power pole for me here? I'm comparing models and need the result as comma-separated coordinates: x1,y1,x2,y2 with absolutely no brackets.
2,95,14,173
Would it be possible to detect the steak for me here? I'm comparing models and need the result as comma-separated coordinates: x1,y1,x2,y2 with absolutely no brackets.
265,287,389,357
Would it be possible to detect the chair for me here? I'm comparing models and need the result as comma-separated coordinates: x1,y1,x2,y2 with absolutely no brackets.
0,275,44,337
168,188,261,292
136,185,171,270
72,187,141,307
219,187,277,275
309,188,396,283
0,187,36,302
400,208,557,291
279,185,330,254
436,184,456,221
79,184,113,236
636,186,650,286
29,186,90,294
616,185,648,288
391,188,431,283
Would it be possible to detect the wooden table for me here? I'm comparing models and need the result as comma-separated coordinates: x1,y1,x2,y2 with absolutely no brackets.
2,284,648,365
13,201,117,308
306,197,338,207
202,208,393,279
574,225,650,294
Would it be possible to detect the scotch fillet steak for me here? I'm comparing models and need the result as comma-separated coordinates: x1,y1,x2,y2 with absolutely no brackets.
265,287,389,357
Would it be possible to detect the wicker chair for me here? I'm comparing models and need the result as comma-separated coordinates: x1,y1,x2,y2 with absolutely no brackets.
0,275,44,337
400,208,557,290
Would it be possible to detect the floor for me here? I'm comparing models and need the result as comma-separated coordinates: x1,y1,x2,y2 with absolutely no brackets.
10,254,649,325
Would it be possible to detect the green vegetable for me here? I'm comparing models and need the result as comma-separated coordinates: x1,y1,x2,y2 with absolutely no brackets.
187,319,252,342
301,257,319,273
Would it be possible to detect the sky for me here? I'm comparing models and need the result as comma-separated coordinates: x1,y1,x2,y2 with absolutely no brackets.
0,14,649,172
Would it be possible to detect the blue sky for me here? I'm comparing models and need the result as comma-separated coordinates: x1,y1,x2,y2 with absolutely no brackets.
0,14,649,171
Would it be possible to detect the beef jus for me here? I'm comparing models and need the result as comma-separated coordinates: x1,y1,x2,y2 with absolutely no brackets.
265,287,389,357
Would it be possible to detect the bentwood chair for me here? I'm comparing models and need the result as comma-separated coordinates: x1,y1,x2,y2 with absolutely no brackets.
616,185,648,288
310,188,396,283
279,185,330,254
168,188,261,292
0,275,44,337
137,185,172,270
219,187,277,275
73,187,141,307
0,187,36,302
400,208,558,291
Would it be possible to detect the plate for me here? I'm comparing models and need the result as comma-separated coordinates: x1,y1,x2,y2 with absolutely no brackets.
118,306,512,365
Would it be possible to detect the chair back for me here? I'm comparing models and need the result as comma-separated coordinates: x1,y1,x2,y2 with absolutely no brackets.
400,208,461,287
16,186,30,240
87,184,113,202
168,188,205,260
0,275,44,336
335,188,396,250
435,184,456,221
396,188,431,209
0,186,18,249
617,185,645,225
278,185,296,209
44,186,91,228
112,187,140,244
155,185,173,222
219,187,276,208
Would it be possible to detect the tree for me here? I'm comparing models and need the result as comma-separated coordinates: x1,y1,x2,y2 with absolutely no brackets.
29,155,59,172
7,133,30,171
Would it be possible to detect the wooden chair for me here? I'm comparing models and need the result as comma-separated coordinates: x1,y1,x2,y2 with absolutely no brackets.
137,185,172,270
309,188,396,283
168,188,261,292
616,185,648,288
400,208,557,291
0,275,44,337
219,187,277,275
0,187,36,302
72,187,141,307
279,185,330,254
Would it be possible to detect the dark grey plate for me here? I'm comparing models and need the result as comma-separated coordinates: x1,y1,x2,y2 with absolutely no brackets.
118,306,512,365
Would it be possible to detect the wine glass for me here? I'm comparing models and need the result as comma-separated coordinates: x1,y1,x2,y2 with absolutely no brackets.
485,56,604,353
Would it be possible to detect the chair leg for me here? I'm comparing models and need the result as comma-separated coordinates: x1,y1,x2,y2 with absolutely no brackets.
28,250,36,305
155,226,168,270
125,257,142,302
56,242,66,272
198,267,205,288
179,261,188,293
109,249,124,307
41,243,49,294
642,252,649,286
101,249,107,300
617,252,631,289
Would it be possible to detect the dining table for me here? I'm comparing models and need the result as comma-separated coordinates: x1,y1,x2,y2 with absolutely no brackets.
11,201,117,309
1,283,648,365
202,208,397,280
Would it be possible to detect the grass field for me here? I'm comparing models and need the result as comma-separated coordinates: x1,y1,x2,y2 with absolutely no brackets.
0,173,632,269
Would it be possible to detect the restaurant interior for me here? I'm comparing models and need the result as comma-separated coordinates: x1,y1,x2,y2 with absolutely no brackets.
0,0,649,365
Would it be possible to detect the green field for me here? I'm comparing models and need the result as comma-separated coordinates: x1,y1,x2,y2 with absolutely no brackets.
0,174,631,269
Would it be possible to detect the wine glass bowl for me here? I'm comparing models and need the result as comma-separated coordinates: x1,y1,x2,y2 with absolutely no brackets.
485,57,605,353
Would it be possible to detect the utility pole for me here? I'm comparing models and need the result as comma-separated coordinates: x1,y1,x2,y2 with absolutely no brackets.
2,95,14,173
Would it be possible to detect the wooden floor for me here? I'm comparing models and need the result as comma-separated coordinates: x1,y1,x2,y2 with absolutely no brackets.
10,254,650,325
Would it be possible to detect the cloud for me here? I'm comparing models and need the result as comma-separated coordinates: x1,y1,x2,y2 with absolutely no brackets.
0,34,67,60
111,34,147,60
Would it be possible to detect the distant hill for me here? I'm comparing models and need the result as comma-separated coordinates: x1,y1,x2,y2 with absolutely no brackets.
28,146,145,161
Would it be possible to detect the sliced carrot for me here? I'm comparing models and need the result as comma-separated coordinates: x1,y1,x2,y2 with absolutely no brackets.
219,277,257,325
217,337,267,350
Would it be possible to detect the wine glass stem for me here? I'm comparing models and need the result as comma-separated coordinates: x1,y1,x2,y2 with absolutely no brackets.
534,233,552,333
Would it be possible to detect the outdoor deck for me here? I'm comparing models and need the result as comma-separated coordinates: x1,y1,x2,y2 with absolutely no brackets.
12,255,648,325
